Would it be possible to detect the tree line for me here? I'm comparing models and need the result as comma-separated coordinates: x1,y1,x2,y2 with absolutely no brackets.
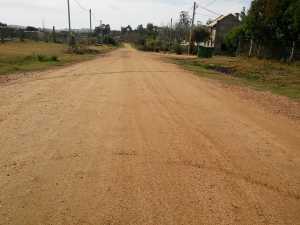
0,21,120,47
120,0,299,61
1,0,299,61
120,11,210,55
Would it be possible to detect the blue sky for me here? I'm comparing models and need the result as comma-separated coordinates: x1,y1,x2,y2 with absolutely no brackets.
0,0,252,30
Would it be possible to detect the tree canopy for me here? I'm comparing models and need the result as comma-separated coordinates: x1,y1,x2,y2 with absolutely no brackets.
192,26,210,44
226,0,299,60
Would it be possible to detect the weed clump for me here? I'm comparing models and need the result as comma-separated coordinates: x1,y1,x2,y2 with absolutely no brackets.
36,54,59,62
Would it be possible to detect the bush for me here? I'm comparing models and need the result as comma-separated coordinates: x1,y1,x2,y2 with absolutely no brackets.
103,35,117,46
145,38,157,51
224,26,245,55
160,41,170,52
192,26,210,44
69,35,77,48
66,45,99,55
135,38,171,53
36,54,59,62
173,43,183,55
50,55,59,61
37,54,47,62
137,37,146,46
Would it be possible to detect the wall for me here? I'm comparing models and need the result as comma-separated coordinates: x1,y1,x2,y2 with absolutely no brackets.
214,15,240,53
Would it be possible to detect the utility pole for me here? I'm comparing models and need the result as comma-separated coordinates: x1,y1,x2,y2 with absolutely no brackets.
52,26,57,43
169,18,173,49
67,0,71,38
89,9,92,44
89,9,92,33
188,1,197,55
42,19,45,32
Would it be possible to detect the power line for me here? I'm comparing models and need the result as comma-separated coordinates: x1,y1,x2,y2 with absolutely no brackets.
199,0,246,16
72,0,89,12
71,0,100,29
72,0,99,19
198,4,221,16
205,0,217,7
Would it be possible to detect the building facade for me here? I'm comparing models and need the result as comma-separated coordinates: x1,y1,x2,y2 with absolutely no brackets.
205,14,240,53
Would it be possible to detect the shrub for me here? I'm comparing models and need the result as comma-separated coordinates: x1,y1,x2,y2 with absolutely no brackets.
192,26,210,44
50,55,59,61
160,41,170,52
224,26,245,55
103,35,117,46
36,54,59,62
173,43,183,55
145,38,156,51
145,38,162,52
69,35,76,48
37,54,47,62
66,45,99,55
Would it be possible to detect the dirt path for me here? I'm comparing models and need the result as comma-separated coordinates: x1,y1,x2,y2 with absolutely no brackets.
0,46,300,225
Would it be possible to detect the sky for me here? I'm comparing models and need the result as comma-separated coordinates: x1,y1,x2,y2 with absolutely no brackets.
0,0,252,30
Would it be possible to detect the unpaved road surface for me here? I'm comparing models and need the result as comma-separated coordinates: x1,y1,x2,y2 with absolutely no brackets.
1,46,300,225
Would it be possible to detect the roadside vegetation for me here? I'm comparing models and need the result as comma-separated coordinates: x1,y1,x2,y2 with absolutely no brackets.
119,11,196,54
170,56,300,99
0,41,116,75
0,19,121,76
224,0,300,61
123,0,300,100
119,0,299,62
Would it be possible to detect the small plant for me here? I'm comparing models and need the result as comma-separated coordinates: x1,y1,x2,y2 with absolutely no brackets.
37,54,47,62
173,43,183,55
23,55,36,61
66,45,99,55
36,54,59,62
69,35,77,49
50,55,59,61
103,35,118,46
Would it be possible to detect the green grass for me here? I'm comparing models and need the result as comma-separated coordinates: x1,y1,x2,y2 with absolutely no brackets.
169,56,300,100
0,41,116,75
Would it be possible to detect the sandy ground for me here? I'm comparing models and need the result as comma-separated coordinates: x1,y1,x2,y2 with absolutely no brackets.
0,46,300,225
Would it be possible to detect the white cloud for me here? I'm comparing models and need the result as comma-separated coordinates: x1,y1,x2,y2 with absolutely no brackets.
0,0,252,30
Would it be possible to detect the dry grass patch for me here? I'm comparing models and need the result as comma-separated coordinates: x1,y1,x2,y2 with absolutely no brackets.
170,56,300,100
0,41,115,75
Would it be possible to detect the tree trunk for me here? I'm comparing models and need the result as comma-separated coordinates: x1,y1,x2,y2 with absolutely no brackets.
0,38,3,43
249,39,253,57
52,26,57,43
257,44,261,58
0,29,4,43
288,41,295,63
236,38,241,56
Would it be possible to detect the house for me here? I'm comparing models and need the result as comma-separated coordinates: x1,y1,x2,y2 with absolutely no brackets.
204,14,240,52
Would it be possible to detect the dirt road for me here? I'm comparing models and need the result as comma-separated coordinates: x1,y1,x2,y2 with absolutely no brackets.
1,46,300,225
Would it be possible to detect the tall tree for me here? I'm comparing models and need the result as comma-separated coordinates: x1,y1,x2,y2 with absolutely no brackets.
179,11,190,26
175,11,191,42
281,0,300,61
192,26,210,44
243,0,299,59
136,24,144,34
